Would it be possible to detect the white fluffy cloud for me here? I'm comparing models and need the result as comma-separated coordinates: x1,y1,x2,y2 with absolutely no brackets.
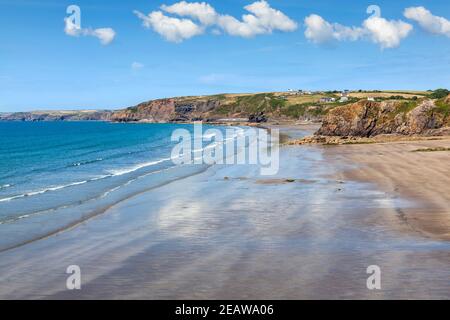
304,12,412,49
90,28,116,45
64,18,116,45
161,1,217,26
404,6,450,37
135,1,297,42
363,17,412,49
304,14,364,44
134,10,204,43
217,0,297,37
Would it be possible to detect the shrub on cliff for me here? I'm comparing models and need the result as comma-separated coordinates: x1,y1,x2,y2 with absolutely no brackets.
429,89,449,99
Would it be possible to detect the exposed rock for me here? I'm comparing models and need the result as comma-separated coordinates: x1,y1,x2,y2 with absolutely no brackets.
248,112,268,123
397,100,437,135
445,94,450,104
426,127,450,136
317,100,447,137
110,98,222,123
288,134,448,146
110,99,176,123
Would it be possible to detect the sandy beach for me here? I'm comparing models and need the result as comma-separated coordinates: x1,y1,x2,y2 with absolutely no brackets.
0,125,449,299
328,136,450,241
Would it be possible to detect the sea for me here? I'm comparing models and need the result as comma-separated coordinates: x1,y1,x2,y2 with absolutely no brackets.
0,121,243,251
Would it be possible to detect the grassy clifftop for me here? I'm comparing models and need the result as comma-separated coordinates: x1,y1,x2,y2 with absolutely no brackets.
111,90,433,123
2,90,445,127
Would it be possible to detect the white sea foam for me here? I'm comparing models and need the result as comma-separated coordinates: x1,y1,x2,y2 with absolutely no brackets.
0,157,171,203
71,158,103,167
0,180,91,203
107,158,172,176
0,128,242,204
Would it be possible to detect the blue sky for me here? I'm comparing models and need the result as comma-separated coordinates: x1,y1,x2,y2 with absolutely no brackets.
1,0,449,111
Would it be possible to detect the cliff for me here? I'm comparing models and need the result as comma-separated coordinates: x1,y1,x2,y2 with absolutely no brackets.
109,94,281,123
0,92,318,123
109,92,340,123
316,96,450,137
3,91,446,133
110,98,221,123
0,110,112,121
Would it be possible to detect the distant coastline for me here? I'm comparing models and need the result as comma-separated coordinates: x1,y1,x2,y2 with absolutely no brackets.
2,89,449,140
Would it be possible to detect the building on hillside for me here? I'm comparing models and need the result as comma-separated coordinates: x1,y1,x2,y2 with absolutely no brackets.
287,89,302,96
319,97,336,103
286,89,314,96
341,90,350,97
339,96,349,103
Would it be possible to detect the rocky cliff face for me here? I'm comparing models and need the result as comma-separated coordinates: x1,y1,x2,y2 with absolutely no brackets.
445,94,450,104
110,98,222,123
110,99,176,122
317,98,450,137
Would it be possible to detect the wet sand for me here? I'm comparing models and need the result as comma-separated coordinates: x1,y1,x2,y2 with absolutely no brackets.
0,127,449,299
328,137,450,241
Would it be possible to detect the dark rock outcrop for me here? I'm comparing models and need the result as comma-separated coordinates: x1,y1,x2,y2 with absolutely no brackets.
248,112,268,123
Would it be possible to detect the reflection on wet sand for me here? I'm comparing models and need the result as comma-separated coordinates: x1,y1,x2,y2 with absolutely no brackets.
0,136,449,299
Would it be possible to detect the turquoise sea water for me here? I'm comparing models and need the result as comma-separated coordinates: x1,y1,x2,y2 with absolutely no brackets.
0,121,236,251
